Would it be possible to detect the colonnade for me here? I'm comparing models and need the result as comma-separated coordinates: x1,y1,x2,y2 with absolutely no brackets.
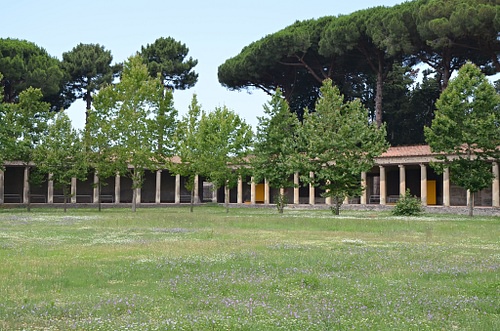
1,162,499,207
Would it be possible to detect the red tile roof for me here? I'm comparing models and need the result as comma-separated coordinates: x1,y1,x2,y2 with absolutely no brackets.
380,145,434,158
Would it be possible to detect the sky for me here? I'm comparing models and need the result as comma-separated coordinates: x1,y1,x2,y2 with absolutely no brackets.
2,0,404,131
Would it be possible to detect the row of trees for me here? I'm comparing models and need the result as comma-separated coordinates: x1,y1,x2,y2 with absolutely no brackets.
218,0,500,146
0,54,389,214
0,37,198,124
1,59,498,216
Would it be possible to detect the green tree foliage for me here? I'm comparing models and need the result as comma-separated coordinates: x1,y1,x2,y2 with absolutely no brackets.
251,88,301,213
218,17,333,119
320,6,413,127
140,37,190,155
298,79,388,215
91,55,175,212
62,43,119,124
197,106,253,212
4,87,53,211
0,38,64,105
33,112,87,212
392,189,424,216
425,62,500,216
140,37,198,90
0,72,9,169
171,95,203,212
218,0,499,143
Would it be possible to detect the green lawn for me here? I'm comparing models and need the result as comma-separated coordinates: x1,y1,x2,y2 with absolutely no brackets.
0,206,498,330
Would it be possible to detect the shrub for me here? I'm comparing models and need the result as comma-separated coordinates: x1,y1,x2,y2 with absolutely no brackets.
392,189,424,216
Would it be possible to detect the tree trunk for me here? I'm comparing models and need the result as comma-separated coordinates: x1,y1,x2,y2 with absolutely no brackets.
375,65,383,128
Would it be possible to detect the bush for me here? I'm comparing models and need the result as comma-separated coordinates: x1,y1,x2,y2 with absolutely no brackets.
392,189,424,216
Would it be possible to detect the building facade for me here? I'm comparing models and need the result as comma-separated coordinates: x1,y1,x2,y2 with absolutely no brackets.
1,146,499,209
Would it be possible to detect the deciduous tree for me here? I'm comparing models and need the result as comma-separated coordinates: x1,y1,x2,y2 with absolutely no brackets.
251,88,301,213
424,62,500,216
92,55,175,212
4,87,53,211
298,79,388,215
33,112,87,212
197,106,253,212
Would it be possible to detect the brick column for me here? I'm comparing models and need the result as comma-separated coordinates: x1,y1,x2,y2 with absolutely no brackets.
193,175,200,203
155,170,162,204
175,174,181,204
225,183,230,206
309,172,315,205
493,162,499,207
23,166,29,203
360,172,367,205
294,172,300,205
443,167,450,207
71,177,77,203
0,169,4,204
399,164,406,195
264,178,270,205
379,166,386,205
93,172,99,203
420,164,427,206
250,177,256,205
115,174,121,204
237,176,243,204
47,173,54,203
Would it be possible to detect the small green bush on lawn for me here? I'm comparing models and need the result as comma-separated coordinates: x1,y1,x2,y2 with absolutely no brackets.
392,189,424,216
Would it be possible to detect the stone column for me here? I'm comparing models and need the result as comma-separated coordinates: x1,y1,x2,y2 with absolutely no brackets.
71,177,77,203
360,172,367,205
93,172,99,203
420,164,427,206
136,187,141,205
155,170,162,204
264,178,270,205
250,177,256,205
237,176,243,204
193,175,200,203
379,166,386,205
115,174,121,204
47,173,54,203
23,166,29,203
225,184,230,205
309,172,315,205
175,174,181,204
493,162,499,207
399,164,406,195
294,172,300,205
325,181,332,206
443,167,450,207
0,169,4,204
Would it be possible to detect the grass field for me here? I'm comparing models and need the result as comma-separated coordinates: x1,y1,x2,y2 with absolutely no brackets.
0,206,498,330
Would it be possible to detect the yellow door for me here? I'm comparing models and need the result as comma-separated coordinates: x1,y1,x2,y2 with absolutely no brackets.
255,183,265,203
427,180,436,205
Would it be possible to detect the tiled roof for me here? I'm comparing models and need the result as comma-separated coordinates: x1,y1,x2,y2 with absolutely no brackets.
379,145,434,158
